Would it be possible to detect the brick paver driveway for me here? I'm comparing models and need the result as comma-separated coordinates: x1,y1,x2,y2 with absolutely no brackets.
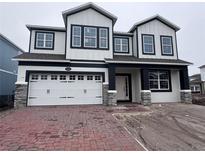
0,105,144,151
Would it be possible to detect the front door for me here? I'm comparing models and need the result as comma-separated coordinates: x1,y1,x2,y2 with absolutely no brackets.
116,75,131,101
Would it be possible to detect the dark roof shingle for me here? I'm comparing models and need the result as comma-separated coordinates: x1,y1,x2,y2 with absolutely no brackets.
13,53,66,60
105,55,192,65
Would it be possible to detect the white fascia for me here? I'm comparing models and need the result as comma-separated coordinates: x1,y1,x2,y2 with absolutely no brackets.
12,58,70,63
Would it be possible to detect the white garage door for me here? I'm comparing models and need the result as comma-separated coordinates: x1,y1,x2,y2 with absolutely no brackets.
28,73,103,106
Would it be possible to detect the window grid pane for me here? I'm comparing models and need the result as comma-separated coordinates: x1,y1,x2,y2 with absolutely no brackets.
99,28,108,48
84,27,97,48
149,71,169,90
36,32,53,49
114,38,128,53
143,35,154,53
162,37,173,54
72,26,81,47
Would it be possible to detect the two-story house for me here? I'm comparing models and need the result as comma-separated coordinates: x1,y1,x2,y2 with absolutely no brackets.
13,3,192,107
0,33,24,107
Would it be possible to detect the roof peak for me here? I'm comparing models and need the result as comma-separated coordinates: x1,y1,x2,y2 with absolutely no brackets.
129,14,180,32
62,2,117,25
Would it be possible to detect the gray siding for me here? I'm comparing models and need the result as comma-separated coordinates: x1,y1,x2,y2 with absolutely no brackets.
0,36,22,105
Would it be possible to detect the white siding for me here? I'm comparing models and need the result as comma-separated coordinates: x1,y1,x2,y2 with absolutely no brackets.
133,30,137,57
200,67,205,81
138,19,178,59
113,36,133,56
151,70,181,103
66,8,113,60
17,65,108,83
30,30,65,55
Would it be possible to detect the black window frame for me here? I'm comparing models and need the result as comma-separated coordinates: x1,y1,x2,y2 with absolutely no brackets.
160,35,174,56
141,34,155,55
34,31,55,50
70,24,109,50
148,70,172,92
113,36,129,54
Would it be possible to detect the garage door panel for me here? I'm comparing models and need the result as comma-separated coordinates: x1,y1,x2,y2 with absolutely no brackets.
28,73,103,106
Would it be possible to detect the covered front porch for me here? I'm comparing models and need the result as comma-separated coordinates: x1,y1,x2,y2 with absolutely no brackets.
103,62,192,106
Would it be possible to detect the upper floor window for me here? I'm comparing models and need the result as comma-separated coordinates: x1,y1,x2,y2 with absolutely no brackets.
114,37,129,53
71,25,109,50
142,34,155,55
99,28,108,48
72,26,81,47
84,27,97,48
161,36,173,55
35,32,54,50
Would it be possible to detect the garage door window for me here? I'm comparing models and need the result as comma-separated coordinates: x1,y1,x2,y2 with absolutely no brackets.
31,74,38,80
69,75,76,80
95,76,101,80
78,75,84,80
60,75,66,80
41,75,47,80
51,75,58,80
87,75,93,80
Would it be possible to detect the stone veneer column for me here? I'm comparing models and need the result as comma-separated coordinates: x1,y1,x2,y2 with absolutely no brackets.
141,90,151,106
14,82,28,108
107,90,117,106
180,90,192,104
102,82,109,105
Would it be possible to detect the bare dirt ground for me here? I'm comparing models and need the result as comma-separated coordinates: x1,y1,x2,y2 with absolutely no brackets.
113,103,205,151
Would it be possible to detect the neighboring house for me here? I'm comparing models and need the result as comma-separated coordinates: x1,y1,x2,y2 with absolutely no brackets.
189,74,202,93
13,2,192,107
199,65,205,94
0,33,24,107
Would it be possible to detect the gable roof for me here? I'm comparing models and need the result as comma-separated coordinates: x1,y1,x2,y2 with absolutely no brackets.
0,33,25,53
129,14,180,32
62,2,118,25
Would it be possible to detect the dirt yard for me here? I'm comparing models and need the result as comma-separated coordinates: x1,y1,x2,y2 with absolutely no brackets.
114,103,205,151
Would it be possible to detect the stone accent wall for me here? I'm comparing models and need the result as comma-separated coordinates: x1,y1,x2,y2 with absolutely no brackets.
180,90,192,104
141,90,151,106
107,90,117,106
102,83,109,105
14,83,28,108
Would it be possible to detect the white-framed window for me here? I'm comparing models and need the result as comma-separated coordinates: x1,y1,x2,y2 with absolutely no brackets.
41,75,48,80
78,75,84,80
35,32,54,49
142,34,155,54
69,75,76,80
99,28,108,49
51,75,58,80
148,71,170,91
72,26,81,47
84,27,97,48
31,74,38,80
161,36,173,55
59,75,66,80
114,38,128,53
95,75,101,80
87,75,93,80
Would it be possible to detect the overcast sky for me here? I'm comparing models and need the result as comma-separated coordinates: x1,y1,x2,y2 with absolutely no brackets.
0,2,205,75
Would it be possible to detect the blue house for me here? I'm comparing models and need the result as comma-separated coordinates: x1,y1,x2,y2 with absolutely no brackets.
0,33,24,107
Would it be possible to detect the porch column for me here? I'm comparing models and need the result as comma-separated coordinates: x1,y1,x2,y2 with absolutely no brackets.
105,64,117,106
140,68,151,106
108,64,116,90
179,66,192,104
